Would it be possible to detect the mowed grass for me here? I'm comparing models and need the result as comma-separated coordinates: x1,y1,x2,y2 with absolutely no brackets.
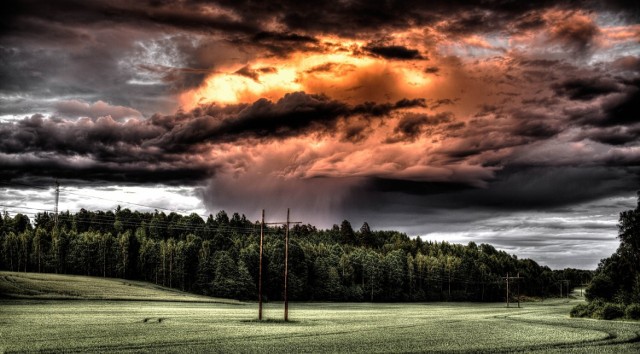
1,273,639,353
0,271,238,303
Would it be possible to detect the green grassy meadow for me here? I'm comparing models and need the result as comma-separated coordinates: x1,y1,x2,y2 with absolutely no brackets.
1,272,639,353
0,271,237,303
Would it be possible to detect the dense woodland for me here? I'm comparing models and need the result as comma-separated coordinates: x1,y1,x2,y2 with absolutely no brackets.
574,193,640,320
0,207,590,302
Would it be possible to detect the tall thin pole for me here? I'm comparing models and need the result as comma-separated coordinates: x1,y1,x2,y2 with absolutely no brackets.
517,272,520,308
54,180,60,229
506,272,510,308
258,209,264,320
284,208,290,321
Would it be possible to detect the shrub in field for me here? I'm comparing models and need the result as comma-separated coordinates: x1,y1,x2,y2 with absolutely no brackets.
570,303,589,318
625,303,640,320
594,303,624,320
585,300,604,318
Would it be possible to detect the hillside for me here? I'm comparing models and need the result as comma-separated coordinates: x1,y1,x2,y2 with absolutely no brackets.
0,271,240,303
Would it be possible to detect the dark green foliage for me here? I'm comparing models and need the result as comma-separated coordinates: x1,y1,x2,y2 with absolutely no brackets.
595,303,624,320
0,207,590,301
580,192,640,319
212,251,240,298
340,220,355,245
571,301,640,320
586,275,615,301
625,303,640,320
570,303,589,318
570,301,604,318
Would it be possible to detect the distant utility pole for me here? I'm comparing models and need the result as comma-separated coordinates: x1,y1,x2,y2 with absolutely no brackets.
559,280,570,300
503,272,524,308
284,208,290,321
54,180,60,229
257,208,301,322
258,209,264,320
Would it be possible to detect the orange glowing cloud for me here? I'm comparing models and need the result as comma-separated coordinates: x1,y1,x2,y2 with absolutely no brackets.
179,36,434,110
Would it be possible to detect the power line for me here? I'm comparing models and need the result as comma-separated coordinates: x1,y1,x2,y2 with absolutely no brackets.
0,204,258,234
0,207,265,236
62,189,187,214
1,180,202,215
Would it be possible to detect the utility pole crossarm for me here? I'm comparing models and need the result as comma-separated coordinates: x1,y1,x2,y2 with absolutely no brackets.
502,273,525,308
256,208,302,322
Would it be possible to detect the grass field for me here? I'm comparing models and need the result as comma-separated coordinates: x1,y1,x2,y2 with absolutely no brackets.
0,271,238,303
1,272,639,353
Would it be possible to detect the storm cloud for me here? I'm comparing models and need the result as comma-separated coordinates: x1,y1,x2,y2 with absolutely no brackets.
2,0,639,268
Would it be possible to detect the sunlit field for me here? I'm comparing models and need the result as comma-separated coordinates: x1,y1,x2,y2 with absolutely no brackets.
1,272,639,353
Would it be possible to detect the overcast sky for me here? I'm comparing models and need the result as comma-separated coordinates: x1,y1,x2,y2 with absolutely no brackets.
1,0,639,269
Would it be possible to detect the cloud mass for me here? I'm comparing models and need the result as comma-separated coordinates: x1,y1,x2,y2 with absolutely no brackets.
1,0,639,268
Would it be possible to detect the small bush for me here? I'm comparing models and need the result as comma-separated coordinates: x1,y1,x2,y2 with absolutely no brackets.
625,303,640,320
585,300,604,317
594,303,624,320
570,303,589,318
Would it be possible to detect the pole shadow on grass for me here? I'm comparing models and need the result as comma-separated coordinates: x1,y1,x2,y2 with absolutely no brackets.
240,318,302,324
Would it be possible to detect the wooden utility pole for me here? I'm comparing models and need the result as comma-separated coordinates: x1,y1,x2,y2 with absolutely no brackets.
54,180,59,230
281,208,300,321
559,280,570,300
257,209,301,321
517,272,520,308
258,209,264,320
559,280,566,299
284,208,290,322
580,282,588,297
503,273,524,308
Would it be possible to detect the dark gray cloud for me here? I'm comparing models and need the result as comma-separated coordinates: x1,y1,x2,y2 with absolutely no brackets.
351,166,638,213
564,78,640,128
389,112,453,141
153,93,426,151
600,82,640,127
580,126,640,146
1,0,258,35
0,157,213,186
0,92,424,182
234,65,278,81
553,77,621,101
363,44,425,60
424,66,440,74
212,0,630,36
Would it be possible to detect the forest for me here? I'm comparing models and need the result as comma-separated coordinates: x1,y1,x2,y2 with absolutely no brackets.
572,193,640,320
0,207,591,302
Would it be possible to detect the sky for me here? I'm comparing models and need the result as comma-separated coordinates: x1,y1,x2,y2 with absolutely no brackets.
1,0,639,269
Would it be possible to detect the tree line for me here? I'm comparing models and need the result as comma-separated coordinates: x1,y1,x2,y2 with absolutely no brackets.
0,207,591,302
573,193,640,320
